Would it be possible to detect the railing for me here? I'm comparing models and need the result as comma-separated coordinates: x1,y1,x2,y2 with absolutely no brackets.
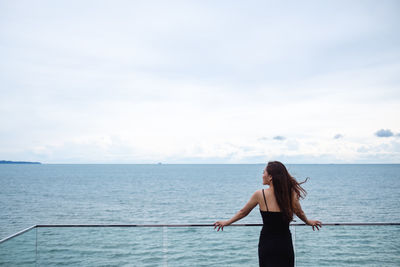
1,223,399,266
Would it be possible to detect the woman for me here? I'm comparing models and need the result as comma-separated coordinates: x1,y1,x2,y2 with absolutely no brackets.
214,161,321,267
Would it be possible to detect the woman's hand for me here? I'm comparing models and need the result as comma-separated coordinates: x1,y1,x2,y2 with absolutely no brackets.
214,220,231,231
307,220,322,231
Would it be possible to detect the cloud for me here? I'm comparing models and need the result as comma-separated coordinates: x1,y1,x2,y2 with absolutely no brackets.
286,140,299,151
334,134,343,139
357,146,369,153
1,1,400,163
375,129,394,137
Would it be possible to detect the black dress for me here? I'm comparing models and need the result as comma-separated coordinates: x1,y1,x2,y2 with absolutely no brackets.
258,189,294,267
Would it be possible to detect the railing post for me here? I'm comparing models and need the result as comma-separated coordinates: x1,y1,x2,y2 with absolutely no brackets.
35,226,38,267
162,226,168,267
293,225,297,267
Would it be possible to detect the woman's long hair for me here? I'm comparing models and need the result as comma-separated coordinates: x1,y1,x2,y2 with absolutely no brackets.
266,161,308,222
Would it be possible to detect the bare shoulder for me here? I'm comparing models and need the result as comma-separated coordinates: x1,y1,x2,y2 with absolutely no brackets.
251,189,262,199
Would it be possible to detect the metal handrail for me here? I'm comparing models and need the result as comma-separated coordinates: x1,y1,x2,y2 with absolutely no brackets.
1,222,400,244
35,222,400,227
0,225,36,244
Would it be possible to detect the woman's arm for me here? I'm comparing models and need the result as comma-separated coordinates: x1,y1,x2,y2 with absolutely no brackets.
292,192,322,231
214,190,259,231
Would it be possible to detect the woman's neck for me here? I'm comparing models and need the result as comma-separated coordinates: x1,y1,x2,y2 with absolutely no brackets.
268,183,274,190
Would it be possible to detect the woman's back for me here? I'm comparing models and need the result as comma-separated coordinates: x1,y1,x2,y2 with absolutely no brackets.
259,188,293,266
259,188,290,234
259,187,281,212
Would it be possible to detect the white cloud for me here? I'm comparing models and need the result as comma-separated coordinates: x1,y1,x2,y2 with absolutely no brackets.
0,0,399,163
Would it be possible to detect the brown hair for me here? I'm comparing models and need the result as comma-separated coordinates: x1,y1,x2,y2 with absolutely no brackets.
266,161,308,222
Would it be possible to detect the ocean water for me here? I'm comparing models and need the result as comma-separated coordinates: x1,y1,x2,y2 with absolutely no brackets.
0,164,399,266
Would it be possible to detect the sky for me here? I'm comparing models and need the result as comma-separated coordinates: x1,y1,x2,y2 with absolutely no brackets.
0,0,399,164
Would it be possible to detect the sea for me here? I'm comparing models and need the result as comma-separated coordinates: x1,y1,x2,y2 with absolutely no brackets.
0,164,399,266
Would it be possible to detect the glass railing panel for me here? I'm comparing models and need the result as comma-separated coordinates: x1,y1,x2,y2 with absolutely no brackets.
1,224,399,266
164,226,261,267
36,227,164,266
0,227,36,266
294,225,400,267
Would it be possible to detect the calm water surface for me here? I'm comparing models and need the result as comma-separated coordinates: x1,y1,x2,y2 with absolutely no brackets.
1,164,399,266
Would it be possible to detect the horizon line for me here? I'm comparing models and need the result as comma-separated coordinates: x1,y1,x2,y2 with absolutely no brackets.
3,162,399,165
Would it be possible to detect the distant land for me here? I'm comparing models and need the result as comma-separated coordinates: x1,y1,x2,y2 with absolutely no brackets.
0,160,41,164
